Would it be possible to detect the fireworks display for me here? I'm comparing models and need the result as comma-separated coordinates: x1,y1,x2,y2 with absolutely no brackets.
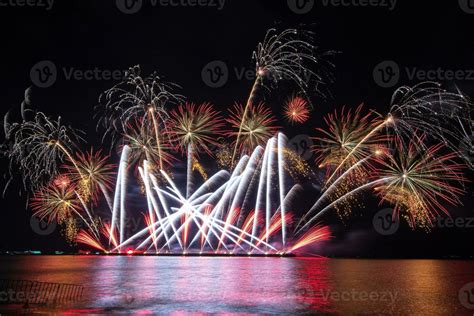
1,28,472,256
230,28,334,167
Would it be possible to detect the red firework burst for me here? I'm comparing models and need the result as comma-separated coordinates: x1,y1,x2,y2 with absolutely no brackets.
284,96,310,124
53,174,71,189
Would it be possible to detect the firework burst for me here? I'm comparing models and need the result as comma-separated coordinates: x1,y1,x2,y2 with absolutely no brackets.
30,183,82,224
231,28,335,166
123,118,174,170
97,65,184,169
373,136,466,229
5,112,83,191
253,28,334,97
314,104,386,179
284,96,310,124
168,102,224,156
53,174,71,189
226,102,279,156
168,102,224,197
63,149,116,204
387,82,472,163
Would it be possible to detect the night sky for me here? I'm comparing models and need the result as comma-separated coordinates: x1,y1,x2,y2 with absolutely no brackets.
0,0,473,257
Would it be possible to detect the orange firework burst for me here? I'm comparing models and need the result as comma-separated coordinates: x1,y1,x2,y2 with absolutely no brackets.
226,102,279,156
290,225,331,253
284,96,310,124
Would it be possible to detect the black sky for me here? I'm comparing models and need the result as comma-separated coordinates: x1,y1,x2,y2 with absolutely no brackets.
0,0,473,256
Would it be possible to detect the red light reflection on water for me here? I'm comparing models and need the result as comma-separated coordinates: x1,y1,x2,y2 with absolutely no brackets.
0,256,335,314
291,257,334,312
3,256,474,314
87,256,334,313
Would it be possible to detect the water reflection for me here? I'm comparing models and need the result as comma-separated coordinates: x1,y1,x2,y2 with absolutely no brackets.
0,256,473,314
